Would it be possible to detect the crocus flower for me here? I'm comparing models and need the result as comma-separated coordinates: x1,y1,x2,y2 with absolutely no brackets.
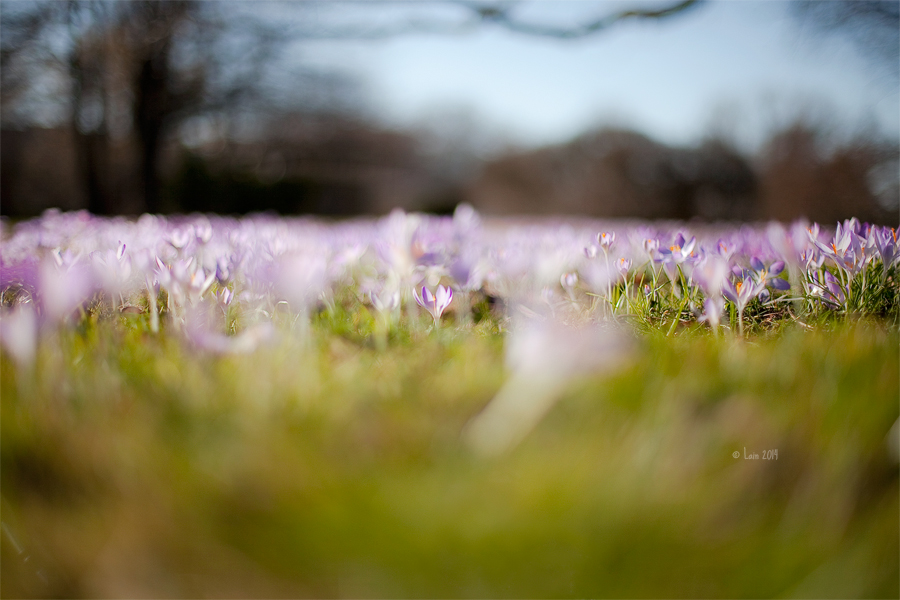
597,232,616,252
414,284,453,326
800,248,824,272
813,221,864,275
658,233,697,282
694,255,729,297
39,259,93,322
723,275,760,312
92,244,133,296
194,219,213,244
748,257,790,294
659,233,696,264
559,272,579,303
723,274,761,335
715,239,736,262
168,226,193,250
699,296,725,332
873,226,898,275
370,288,400,314
217,287,234,308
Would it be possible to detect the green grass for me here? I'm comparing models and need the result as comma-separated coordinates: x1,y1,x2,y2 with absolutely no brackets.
1,310,898,598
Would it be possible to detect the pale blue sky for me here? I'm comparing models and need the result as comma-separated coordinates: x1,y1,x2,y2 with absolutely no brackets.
296,0,899,151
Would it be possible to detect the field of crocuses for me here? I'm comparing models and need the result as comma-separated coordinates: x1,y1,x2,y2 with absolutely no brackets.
2,207,898,598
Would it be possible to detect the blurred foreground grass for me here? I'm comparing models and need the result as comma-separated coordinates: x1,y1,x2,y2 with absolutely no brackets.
2,315,898,598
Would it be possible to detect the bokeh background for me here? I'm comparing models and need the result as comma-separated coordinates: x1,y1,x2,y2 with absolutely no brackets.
2,0,898,223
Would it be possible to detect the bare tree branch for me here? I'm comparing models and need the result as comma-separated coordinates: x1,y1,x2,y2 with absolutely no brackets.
284,0,703,40
463,0,702,39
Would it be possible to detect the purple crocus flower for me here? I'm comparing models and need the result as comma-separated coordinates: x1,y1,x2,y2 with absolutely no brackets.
715,239,736,262
597,232,616,252
748,256,791,294
414,284,453,326
168,226,193,250
659,233,696,263
723,275,760,311
370,288,400,314
873,226,898,275
699,296,725,332
800,248,825,272
39,259,94,322
560,272,579,303
658,233,697,281
642,238,660,260
813,221,863,275
694,255,729,297
723,274,761,335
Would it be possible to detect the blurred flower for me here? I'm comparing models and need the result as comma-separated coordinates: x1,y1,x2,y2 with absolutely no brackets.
0,305,37,368
194,219,213,244
449,251,485,292
463,317,634,457
452,203,482,234
92,244,133,296
274,253,328,312
370,287,400,314
715,239,736,262
168,226,193,250
560,272,578,299
217,287,234,308
39,259,93,322
699,296,725,331
694,254,729,297
186,319,275,355
597,231,616,252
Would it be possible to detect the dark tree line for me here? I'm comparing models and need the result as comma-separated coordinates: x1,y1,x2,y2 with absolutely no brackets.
2,1,295,214
2,0,894,222
1,0,701,216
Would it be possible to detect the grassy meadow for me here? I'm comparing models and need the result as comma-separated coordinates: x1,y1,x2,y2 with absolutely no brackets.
1,212,898,597
2,308,897,597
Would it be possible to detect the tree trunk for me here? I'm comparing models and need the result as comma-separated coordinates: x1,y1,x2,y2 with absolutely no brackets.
134,49,169,215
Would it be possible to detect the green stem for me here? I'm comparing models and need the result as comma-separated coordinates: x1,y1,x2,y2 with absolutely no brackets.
667,294,689,336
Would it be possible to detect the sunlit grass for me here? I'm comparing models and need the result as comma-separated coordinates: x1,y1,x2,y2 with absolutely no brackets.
2,307,897,598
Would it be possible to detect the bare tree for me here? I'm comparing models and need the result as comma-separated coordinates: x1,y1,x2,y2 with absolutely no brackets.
1,0,704,215
2,1,293,213
791,0,899,80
